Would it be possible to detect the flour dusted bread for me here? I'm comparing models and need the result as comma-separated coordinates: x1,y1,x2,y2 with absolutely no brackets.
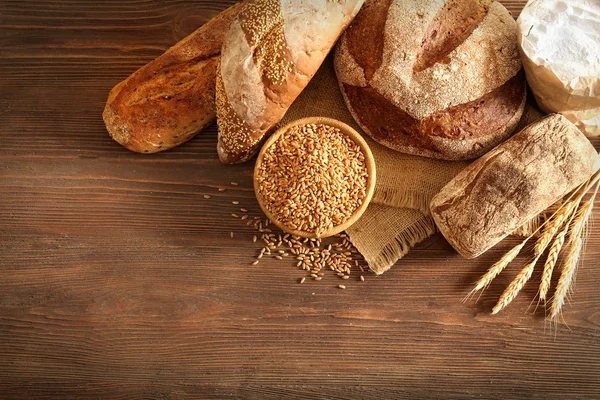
216,0,365,164
430,114,600,259
335,0,526,160
103,3,243,153
518,0,600,137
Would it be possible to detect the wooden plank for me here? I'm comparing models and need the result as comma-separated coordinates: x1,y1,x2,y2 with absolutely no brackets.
1,1,600,399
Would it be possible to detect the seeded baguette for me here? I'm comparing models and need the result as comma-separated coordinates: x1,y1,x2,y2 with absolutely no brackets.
103,3,243,154
430,114,600,259
216,0,365,164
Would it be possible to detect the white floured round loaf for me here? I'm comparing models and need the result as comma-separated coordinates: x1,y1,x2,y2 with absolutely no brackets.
334,0,526,160
216,0,365,164
518,0,600,137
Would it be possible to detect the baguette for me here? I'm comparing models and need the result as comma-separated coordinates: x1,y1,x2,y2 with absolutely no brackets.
216,0,365,164
430,114,600,259
103,3,243,153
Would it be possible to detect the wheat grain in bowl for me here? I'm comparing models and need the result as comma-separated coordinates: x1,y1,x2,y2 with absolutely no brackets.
254,117,376,239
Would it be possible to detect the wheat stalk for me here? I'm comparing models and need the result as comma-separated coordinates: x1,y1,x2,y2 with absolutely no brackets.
469,242,525,296
549,236,583,320
538,202,578,302
539,230,567,303
548,180,599,319
491,206,576,313
492,257,538,314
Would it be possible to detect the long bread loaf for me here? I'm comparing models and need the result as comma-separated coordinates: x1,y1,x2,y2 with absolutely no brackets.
103,3,243,154
430,114,600,258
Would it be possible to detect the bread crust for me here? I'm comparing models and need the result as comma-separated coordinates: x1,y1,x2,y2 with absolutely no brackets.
216,0,365,164
103,3,243,154
430,114,600,258
339,72,526,160
334,0,525,160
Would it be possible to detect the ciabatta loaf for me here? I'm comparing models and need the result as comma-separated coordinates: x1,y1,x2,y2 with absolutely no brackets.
335,0,526,160
216,0,365,164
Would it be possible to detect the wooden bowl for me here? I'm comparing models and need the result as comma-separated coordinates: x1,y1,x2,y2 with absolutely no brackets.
254,117,376,239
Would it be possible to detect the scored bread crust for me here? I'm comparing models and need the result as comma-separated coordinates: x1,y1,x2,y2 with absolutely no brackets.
103,3,243,154
334,0,526,160
339,79,526,160
216,0,365,164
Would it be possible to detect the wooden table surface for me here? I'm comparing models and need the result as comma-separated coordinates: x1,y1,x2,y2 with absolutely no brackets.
2,1,600,399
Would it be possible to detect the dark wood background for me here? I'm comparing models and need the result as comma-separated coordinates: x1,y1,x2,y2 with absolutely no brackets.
2,1,600,399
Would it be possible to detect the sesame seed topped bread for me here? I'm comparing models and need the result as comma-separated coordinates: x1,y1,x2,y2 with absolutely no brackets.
334,0,526,160
216,0,365,164
103,3,243,154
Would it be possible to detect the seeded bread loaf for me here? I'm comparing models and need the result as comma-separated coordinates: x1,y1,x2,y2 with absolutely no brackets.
216,0,365,164
430,114,600,259
334,0,526,160
103,3,242,154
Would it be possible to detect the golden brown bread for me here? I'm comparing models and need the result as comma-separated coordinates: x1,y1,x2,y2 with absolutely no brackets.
334,0,526,160
430,114,600,259
215,0,365,164
103,3,243,154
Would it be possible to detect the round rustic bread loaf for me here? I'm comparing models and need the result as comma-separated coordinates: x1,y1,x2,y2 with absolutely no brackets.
334,0,526,160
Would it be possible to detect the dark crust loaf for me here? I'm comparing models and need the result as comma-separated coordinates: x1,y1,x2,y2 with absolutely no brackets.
334,0,525,160
430,114,600,259
413,0,491,73
344,0,392,81
341,71,526,160
103,3,243,154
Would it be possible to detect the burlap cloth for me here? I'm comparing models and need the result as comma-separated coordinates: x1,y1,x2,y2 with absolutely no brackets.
280,56,544,275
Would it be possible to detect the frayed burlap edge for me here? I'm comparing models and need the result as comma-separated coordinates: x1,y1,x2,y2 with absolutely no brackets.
347,210,437,275
372,188,433,216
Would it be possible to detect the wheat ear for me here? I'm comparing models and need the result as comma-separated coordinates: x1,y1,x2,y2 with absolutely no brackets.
492,257,538,314
469,173,597,312
491,201,578,313
469,242,525,295
539,230,567,303
569,198,595,245
469,193,575,299
540,174,600,301
549,179,599,319
533,202,575,257
549,237,583,320
538,202,578,302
